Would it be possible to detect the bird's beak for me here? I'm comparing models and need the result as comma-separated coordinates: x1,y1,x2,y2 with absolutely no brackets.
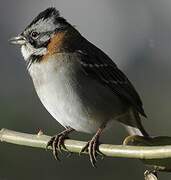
9,35,26,45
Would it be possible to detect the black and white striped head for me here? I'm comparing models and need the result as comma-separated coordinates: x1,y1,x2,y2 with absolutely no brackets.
10,8,69,61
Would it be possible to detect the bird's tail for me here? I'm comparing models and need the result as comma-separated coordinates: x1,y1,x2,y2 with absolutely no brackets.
118,108,149,137
123,123,149,137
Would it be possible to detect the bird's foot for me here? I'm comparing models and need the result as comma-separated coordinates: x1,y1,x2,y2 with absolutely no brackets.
80,130,104,167
46,127,74,160
144,169,158,180
123,135,151,146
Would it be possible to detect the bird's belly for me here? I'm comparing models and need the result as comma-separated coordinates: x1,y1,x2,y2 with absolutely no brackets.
29,55,128,134
29,60,106,133
36,81,106,133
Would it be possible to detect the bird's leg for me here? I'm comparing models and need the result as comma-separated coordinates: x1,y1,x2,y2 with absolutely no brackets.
46,127,74,160
80,123,106,167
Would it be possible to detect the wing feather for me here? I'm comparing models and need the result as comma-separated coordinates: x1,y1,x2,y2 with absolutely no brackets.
77,38,146,117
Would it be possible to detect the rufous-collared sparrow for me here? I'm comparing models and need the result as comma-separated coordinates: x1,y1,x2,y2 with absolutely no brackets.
10,7,149,167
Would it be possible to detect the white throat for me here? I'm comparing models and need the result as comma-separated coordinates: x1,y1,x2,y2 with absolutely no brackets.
21,43,47,61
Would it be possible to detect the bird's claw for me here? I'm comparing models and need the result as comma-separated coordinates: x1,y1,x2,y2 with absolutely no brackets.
123,135,151,146
80,137,104,167
46,128,74,160
46,133,68,160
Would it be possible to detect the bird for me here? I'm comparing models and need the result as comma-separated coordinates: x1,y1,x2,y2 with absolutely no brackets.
10,7,149,167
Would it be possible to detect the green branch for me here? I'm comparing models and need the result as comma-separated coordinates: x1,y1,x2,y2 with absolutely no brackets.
0,128,170,159
1,128,171,179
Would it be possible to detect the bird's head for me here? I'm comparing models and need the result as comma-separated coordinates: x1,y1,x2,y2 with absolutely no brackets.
10,8,71,62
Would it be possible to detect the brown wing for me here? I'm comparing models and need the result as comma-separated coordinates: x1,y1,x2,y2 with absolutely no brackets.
77,38,146,117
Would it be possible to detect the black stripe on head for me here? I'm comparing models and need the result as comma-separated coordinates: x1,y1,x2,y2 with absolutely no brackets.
28,7,60,28
27,35,50,49
23,8,70,50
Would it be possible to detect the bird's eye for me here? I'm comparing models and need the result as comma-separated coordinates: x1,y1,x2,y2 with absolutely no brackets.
31,31,39,39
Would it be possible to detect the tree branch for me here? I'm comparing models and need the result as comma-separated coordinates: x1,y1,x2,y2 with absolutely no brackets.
0,128,170,159
1,128,171,174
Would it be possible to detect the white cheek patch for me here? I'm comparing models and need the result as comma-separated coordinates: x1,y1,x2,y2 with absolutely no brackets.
21,44,47,61
21,44,34,60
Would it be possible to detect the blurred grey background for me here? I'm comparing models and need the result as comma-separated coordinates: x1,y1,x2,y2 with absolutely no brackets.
0,0,171,179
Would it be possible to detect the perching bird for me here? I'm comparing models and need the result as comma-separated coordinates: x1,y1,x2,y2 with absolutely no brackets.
10,7,149,167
